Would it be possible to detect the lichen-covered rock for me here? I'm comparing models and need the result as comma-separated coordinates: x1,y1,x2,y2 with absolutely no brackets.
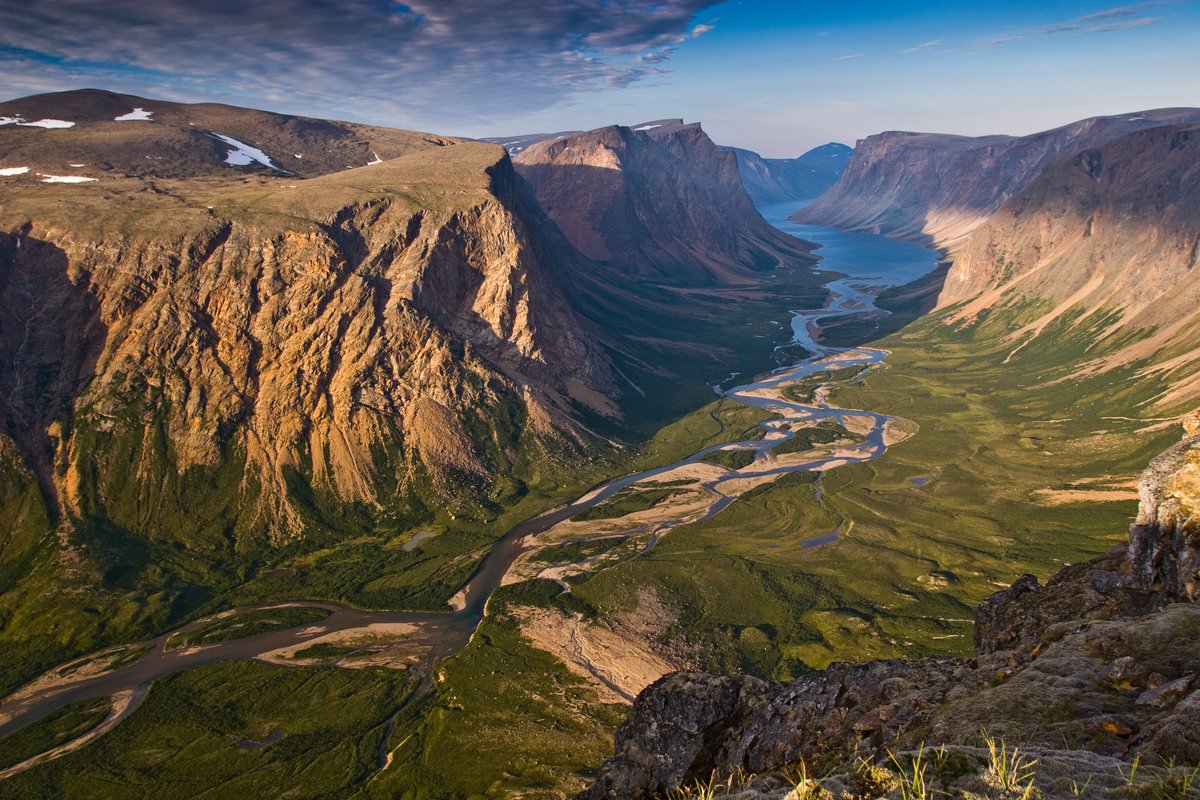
1144,688,1200,766
577,672,770,800
1127,435,1200,602
974,550,1140,656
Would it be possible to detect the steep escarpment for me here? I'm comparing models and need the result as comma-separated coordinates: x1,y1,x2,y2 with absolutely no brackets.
579,433,1200,800
937,122,1200,409
514,119,816,285
0,88,457,179
724,142,852,205
0,142,614,547
795,108,1200,252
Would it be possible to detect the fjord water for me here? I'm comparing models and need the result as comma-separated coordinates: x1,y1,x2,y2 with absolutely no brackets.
0,202,941,773
758,201,937,286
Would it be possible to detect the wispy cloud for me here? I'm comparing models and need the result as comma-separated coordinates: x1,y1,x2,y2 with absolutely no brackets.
979,1,1170,47
0,0,720,129
833,53,864,61
903,39,944,53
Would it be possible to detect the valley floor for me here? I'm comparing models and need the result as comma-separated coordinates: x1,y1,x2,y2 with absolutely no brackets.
0,208,1179,799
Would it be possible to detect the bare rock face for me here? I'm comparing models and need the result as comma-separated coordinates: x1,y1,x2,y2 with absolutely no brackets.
577,434,1200,799
1,141,614,543
514,119,816,285
795,108,1200,253
1127,434,1200,602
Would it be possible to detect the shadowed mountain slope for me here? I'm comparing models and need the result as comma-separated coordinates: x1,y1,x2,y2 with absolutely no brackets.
724,142,852,204
513,119,817,286
794,108,1200,252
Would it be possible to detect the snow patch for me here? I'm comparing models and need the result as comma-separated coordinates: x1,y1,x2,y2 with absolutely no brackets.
1,116,75,128
0,166,30,176
114,107,153,122
366,152,383,166
294,153,303,159
633,124,660,131
38,174,97,183
20,118,75,129
68,163,85,167
209,133,283,171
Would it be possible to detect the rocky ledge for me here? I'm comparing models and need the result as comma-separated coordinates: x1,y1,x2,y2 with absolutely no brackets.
578,436,1200,799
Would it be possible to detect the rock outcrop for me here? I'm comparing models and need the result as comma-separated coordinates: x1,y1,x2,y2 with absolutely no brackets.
578,434,1200,799
1128,434,1200,602
513,119,816,285
794,108,1200,253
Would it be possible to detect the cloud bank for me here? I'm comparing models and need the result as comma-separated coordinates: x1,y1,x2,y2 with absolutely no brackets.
0,0,719,129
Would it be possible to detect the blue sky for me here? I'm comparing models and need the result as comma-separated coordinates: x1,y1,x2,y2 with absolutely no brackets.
2,0,1196,156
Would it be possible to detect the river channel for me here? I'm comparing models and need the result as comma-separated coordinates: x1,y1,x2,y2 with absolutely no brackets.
0,202,938,777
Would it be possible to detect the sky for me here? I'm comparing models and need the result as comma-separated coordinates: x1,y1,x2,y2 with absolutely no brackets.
1,0,1197,157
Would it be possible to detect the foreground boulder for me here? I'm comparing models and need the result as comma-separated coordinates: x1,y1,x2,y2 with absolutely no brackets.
578,435,1200,799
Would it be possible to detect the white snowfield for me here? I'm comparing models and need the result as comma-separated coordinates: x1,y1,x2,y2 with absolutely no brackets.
0,166,30,176
633,124,661,131
367,152,383,165
0,116,76,128
209,133,283,171
38,174,98,183
114,107,153,121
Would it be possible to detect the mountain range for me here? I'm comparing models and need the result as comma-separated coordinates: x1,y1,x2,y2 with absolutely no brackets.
4,86,1200,799
0,89,821,700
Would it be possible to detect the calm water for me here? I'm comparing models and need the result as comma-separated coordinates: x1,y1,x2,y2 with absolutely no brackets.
758,201,937,285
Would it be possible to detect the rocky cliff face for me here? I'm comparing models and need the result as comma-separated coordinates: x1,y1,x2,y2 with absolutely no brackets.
724,142,852,205
1128,433,1200,603
513,119,816,285
0,139,614,545
795,109,1200,252
579,433,1200,799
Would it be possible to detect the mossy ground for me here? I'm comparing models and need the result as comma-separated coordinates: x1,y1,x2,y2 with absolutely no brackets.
0,662,414,799
0,697,110,771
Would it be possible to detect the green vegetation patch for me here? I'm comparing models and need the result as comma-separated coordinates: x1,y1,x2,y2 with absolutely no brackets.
165,606,330,651
0,698,111,771
369,612,624,799
772,420,850,455
3,661,414,799
780,367,864,404
699,448,757,470
290,643,363,661
575,486,691,522
531,536,631,566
